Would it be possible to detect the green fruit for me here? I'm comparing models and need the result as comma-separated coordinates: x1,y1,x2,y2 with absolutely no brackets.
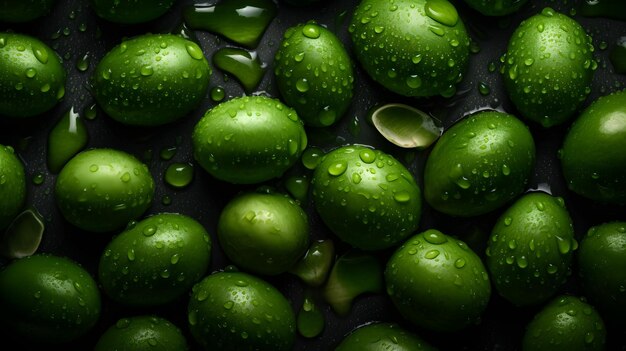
188,271,296,351
94,316,189,351
0,145,26,230
462,0,528,16
486,192,576,306
192,95,307,184
522,295,606,351
55,148,155,232
578,221,626,325
502,7,595,127
0,33,65,118
93,34,211,126
385,229,491,332
560,90,626,205
0,254,101,343
91,0,175,24
0,0,56,22
311,145,421,250
274,22,354,127
99,213,212,307
335,322,437,351
349,0,470,97
218,192,309,275
424,111,535,217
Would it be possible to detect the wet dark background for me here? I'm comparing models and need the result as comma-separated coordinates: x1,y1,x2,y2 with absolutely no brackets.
0,0,625,350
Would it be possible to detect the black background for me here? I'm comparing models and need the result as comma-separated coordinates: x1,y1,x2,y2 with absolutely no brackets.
0,0,625,350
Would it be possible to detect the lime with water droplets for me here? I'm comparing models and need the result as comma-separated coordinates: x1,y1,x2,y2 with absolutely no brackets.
0,33,65,118
486,192,576,306
188,271,296,351
0,254,101,343
217,192,309,275
98,213,211,307
349,0,470,97
54,148,155,232
523,295,606,351
502,8,595,127
274,22,354,127
192,95,307,184
311,145,421,250
385,229,491,332
93,34,211,126
560,90,626,205
424,111,535,217
578,221,626,326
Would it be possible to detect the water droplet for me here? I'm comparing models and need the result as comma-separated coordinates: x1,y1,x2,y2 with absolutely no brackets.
516,256,528,268
223,300,235,310
127,248,135,261
33,46,49,64
140,65,154,76
455,258,466,268
164,162,194,188
302,24,321,39
210,86,226,102
424,231,448,245
359,149,376,164
170,254,180,264
556,236,571,254
508,240,517,249
25,68,37,78
186,43,204,60
425,250,440,259
394,191,410,203
425,0,459,27
302,147,323,170
143,225,157,236
327,161,347,176
32,173,45,185
478,82,490,96
296,78,309,92
76,53,90,72
120,172,131,182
